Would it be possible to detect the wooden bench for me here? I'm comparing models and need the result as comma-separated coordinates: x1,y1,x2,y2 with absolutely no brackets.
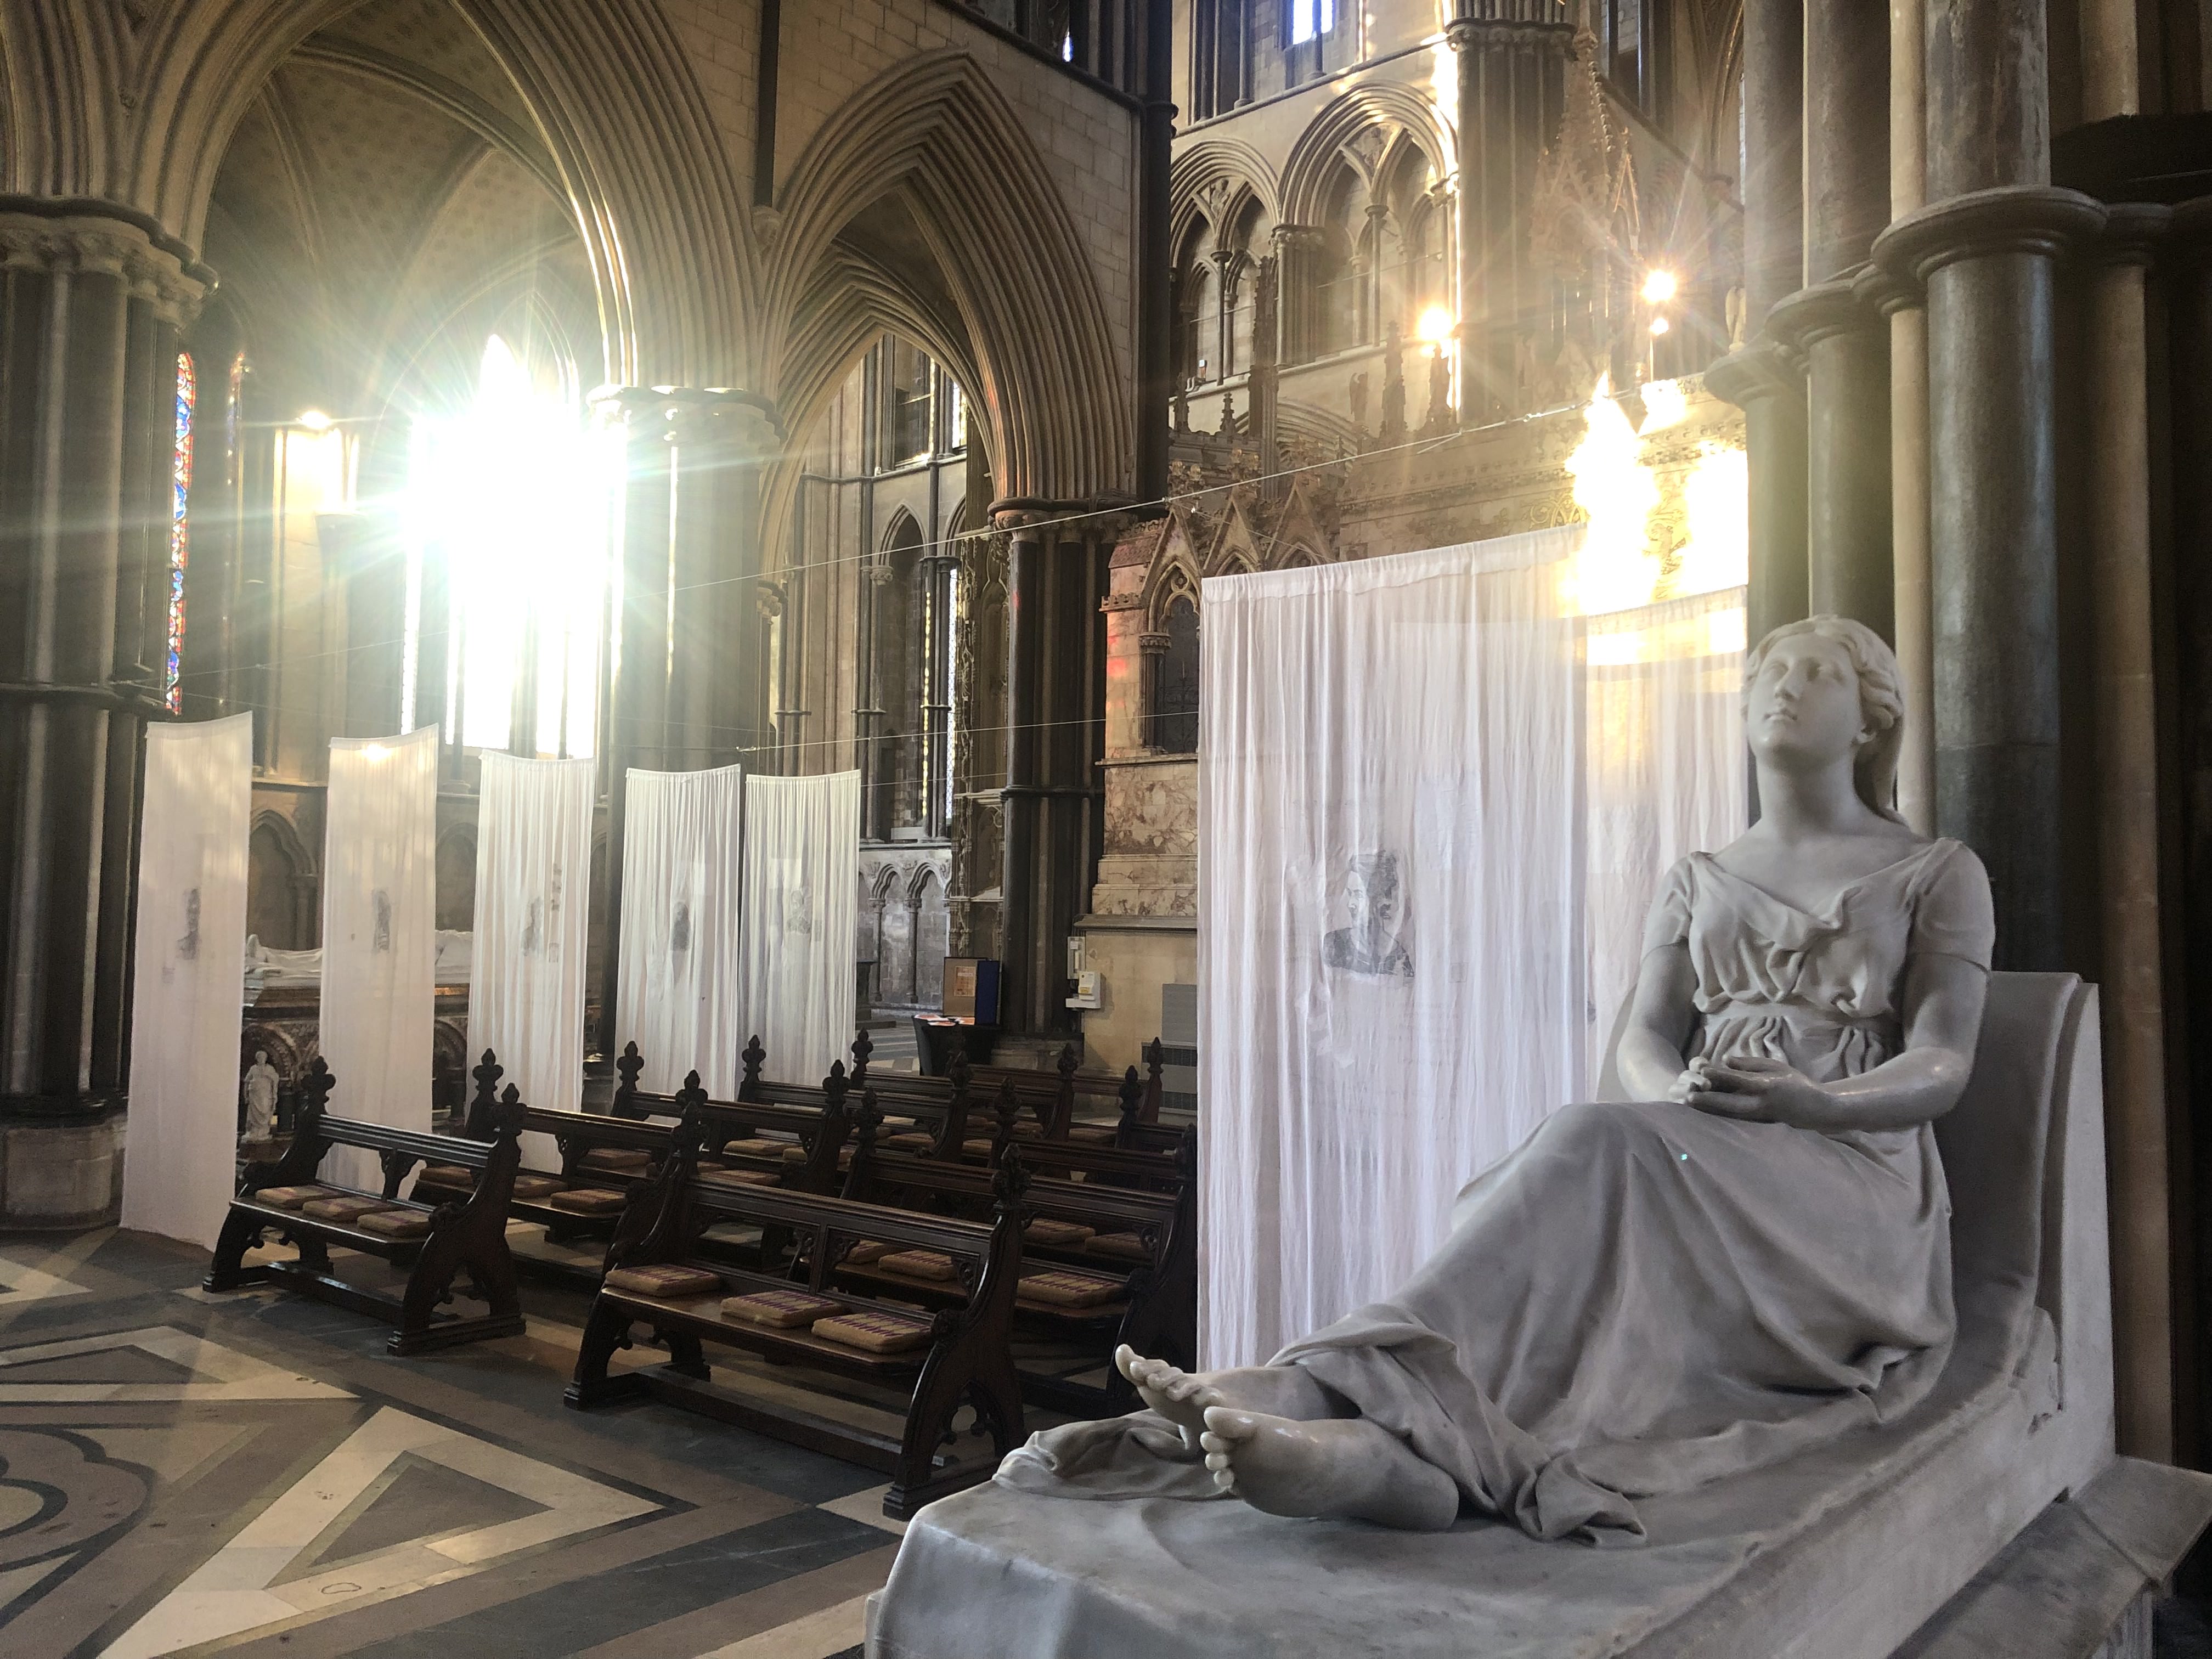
203,1058,529,1355
565,1092,1030,1519
838,1096,1197,1413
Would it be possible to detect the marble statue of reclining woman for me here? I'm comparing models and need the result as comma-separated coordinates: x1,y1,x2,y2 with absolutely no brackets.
1015,616,1995,1544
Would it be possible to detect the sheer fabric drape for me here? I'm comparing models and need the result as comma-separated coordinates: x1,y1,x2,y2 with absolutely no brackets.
320,726,439,1194
122,713,252,1249
739,772,860,1086
1198,528,1747,1367
616,765,744,1096
470,754,594,1167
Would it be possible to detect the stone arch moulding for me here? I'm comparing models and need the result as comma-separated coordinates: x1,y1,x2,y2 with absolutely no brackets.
1141,540,1203,630
755,241,994,572
763,49,1134,504
880,504,924,558
1279,82,1455,228
1170,137,1280,256
65,0,755,388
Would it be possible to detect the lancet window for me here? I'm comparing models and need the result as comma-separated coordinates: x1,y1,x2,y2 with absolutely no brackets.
165,352,195,712
1149,592,1201,754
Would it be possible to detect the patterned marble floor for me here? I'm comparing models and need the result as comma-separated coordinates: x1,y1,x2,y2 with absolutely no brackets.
0,1228,905,1659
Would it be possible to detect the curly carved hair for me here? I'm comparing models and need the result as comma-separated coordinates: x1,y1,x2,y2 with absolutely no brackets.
1741,616,1907,824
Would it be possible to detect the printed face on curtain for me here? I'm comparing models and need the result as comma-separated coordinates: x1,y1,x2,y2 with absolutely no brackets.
739,772,860,1087
471,754,594,1167
616,765,744,1096
320,726,439,1193
1198,528,1746,1368
122,713,253,1250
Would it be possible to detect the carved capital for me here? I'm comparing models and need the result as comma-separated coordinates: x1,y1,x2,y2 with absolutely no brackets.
1701,338,1805,411
1871,185,2107,289
1767,275,1882,350
2095,201,2172,269
0,208,210,324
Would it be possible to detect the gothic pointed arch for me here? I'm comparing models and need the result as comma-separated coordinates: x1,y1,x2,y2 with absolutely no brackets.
1279,82,1455,226
18,0,757,386
764,49,1133,501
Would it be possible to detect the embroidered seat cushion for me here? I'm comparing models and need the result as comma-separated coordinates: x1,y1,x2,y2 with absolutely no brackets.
1025,1218,1095,1248
721,1288,843,1328
549,1187,628,1215
876,1250,959,1282
302,1195,391,1222
699,1167,778,1187
1019,1268,1124,1308
357,1209,432,1239
417,1164,474,1186
811,1309,934,1354
843,1240,894,1265
605,1263,724,1298
884,1132,938,1153
252,1185,336,1210
510,1175,565,1199
582,1148,653,1173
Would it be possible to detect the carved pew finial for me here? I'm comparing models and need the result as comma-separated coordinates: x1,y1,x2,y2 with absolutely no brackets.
741,1034,766,1099
466,1050,504,1140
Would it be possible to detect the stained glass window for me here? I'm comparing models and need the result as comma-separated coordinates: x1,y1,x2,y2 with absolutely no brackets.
165,351,195,712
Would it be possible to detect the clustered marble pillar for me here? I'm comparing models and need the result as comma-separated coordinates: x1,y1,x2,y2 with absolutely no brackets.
0,205,206,1133
1875,0,2167,1451
1446,2,1572,425
993,506,1111,1038
592,385,782,1049
1703,0,1808,650
1775,0,1893,637
1889,0,1936,834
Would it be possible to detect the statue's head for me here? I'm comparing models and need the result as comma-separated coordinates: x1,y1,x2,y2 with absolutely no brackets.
1742,616,1905,822
1345,850,1403,929
254,1048,269,1064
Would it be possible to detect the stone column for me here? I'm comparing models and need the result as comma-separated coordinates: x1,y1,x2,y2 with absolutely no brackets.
0,205,206,1140
1705,0,1807,647
1703,347,1809,646
2086,204,2174,1464
1448,3,1573,425
1891,0,1936,832
1774,0,1892,639
1871,3,2102,969
664,390,780,773
995,509,1051,1034
591,387,672,1051
1272,226,1326,365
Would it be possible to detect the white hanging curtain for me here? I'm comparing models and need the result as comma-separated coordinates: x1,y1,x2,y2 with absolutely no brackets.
739,772,860,1086
1199,528,1747,1367
1582,591,1750,1079
320,726,439,1193
470,753,594,1169
616,764,744,1096
121,713,253,1249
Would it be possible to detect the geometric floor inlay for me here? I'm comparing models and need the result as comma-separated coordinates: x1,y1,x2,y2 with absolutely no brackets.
0,1325,354,1403
99,1404,658,1657
0,1244,94,1308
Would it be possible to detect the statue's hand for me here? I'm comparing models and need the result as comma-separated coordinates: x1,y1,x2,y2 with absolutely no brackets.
1684,1056,1840,1131
1666,1058,1712,1104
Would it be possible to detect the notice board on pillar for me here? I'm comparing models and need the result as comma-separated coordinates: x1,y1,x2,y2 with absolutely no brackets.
1197,528,1747,1368
739,772,860,1086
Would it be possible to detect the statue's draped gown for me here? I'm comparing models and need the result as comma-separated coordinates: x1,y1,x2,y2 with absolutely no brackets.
1003,838,1996,1543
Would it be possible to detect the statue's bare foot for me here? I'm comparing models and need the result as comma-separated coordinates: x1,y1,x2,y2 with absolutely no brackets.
1199,1407,1460,1531
1115,1345,1222,1448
